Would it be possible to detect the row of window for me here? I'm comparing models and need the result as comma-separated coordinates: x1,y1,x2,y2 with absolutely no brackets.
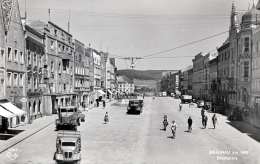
27,75,41,89
7,72,24,87
49,39,73,55
7,48,24,64
27,51,43,67
75,66,89,76
50,26,72,45
75,79,89,88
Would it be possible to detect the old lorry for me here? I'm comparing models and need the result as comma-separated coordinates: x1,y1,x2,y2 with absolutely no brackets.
56,106,81,131
54,131,81,164
127,99,144,114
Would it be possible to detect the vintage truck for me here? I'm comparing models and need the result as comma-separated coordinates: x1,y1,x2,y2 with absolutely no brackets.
54,131,81,164
127,99,144,114
56,106,82,131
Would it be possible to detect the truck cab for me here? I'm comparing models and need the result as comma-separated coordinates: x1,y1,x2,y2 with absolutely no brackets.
54,131,81,164
127,99,143,114
56,106,80,131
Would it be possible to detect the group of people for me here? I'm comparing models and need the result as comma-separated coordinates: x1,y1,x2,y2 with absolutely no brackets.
201,108,218,129
162,115,177,138
162,104,218,139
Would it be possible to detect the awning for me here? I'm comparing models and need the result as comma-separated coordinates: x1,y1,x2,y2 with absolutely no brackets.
0,105,16,118
107,89,113,95
97,90,106,96
0,102,26,116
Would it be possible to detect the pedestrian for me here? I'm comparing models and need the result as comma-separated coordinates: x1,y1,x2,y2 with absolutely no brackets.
179,103,183,111
212,114,217,129
104,112,109,124
103,100,106,108
162,115,168,131
204,114,208,129
96,99,99,107
170,120,177,139
188,116,193,132
201,108,205,127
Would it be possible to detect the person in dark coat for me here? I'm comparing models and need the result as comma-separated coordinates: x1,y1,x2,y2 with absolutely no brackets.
103,100,106,108
188,116,193,132
204,114,208,128
212,114,217,129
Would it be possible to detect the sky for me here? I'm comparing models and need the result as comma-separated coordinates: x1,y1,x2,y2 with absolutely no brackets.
19,0,251,70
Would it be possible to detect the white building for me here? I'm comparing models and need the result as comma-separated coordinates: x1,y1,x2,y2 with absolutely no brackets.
117,75,135,94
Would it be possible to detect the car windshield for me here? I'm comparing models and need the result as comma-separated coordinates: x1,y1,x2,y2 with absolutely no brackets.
130,101,139,105
62,142,76,146
60,108,75,113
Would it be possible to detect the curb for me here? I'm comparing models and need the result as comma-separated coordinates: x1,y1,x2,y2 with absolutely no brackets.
0,119,54,154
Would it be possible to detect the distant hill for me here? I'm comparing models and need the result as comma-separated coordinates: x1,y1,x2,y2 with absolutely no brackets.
117,69,178,81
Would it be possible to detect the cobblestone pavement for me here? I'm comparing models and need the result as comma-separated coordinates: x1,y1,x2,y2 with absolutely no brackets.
0,97,259,164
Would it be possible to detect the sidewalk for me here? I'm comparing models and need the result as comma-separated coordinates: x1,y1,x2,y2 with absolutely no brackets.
0,115,56,154
0,99,118,154
227,120,260,142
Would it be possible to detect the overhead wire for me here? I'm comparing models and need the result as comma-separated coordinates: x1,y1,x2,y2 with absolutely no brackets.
140,30,228,58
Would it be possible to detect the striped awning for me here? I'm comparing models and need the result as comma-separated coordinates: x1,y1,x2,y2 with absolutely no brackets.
0,105,16,118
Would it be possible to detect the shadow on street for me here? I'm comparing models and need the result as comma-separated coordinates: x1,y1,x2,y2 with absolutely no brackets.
227,121,260,142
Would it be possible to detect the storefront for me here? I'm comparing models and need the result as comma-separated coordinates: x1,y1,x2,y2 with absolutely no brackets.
0,99,27,128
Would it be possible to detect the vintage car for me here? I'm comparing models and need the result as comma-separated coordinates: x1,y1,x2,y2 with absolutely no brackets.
77,110,85,122
127,99,143,114
54,131,81,164
181,95,192,104
56,106,80,131
197,100,205,108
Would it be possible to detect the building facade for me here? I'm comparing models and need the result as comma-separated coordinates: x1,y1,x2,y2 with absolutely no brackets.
30,21,75,114
25,25,45,121
192,53,205,99
0,0,27,127
117,75,135,94
251,25,260,127
209,57,218,105
74,40,90,110
217,41,231,111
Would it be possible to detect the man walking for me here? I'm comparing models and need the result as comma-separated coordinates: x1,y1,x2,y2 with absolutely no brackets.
188,116,193,132
204,114,208,129
212,114,217,129
171,120,177,139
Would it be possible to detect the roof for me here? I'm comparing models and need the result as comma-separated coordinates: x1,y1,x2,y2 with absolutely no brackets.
241,4,260,27
181,65,193,72
48,21,72,36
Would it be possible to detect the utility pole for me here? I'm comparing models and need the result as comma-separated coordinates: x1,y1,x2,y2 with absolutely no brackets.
68,9,71,33
48,8,51,21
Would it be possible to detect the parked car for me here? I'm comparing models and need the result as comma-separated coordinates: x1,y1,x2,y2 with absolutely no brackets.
197,100,205,108
181,95,192,104
77,111,85,122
